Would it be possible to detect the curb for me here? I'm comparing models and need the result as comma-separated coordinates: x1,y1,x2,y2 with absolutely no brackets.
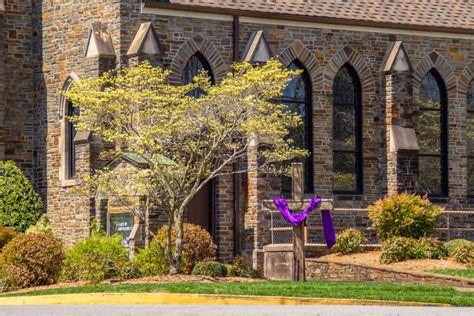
0,293,451,307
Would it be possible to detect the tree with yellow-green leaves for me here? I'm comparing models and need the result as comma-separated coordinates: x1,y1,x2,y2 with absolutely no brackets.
65,60,307,274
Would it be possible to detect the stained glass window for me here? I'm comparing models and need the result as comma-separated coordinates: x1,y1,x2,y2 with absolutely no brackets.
281,61,313,193
333,64,363,193
182,53,214,98
66,100,80,179
468,80,474,196
418,70,448,197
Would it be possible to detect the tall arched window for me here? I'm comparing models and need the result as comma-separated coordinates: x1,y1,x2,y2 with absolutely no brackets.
65,100,80,180
281,61,313,193
332,64,363,194
468,80,474,196
182,53,214,98
418,69,448,197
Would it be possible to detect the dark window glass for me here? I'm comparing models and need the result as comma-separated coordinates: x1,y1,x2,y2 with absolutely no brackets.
67,101,80,179
332,64,363,193
182,53,214,98
468,81,474,196
281,61,313,194
418,70,448,197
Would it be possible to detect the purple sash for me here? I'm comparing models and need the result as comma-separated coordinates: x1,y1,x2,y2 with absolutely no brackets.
273,198,336,249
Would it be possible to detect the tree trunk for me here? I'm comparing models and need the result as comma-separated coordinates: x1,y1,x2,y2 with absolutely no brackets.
144,197,150,247
169,209,185,275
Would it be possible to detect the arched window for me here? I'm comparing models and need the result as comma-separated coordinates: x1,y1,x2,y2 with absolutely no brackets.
332,64,363,194
281,61,313,193
65,100,80,180
182,53,214,98
418,69,448,197
468,80,474,196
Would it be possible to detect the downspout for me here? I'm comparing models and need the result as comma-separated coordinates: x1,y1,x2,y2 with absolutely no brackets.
232,15,241,257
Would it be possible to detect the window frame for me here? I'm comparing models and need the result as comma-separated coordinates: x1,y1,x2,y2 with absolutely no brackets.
332,63,364,195
280,60,314,194
418,69,449,198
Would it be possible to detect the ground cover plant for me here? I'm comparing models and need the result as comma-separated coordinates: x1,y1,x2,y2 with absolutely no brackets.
427,270,474,279
380,237,446,264
2,281,473,306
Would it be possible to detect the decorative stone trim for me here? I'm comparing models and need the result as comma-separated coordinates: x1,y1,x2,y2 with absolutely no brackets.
169,34,227,84
127,22,163,57
242,30,272,64
278,40,323,93
459,62,474,97
306,259,474,288
323,45,374,95
413,51,457,101
85,22,115,59
381,41,412,73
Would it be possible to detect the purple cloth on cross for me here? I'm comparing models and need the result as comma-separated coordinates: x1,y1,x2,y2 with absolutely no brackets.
273,198,321,226
321,209,336,249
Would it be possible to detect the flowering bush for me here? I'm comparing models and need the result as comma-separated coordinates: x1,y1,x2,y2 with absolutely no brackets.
333,229,367,255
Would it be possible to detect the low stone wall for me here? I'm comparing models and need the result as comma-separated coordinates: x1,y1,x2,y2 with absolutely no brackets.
306,259,474,288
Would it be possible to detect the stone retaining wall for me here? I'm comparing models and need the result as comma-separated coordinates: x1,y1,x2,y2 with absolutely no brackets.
306,259,474,288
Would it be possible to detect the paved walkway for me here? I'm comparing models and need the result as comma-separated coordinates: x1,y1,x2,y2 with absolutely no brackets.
1,305,473,316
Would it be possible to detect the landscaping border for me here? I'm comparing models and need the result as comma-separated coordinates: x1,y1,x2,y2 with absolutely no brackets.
306,259,474,288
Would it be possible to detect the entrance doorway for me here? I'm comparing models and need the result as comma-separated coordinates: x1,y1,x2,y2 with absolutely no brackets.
187,180,215,236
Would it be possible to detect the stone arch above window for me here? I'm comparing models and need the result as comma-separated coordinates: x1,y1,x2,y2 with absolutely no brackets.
278,41,322,93
169,34,227,85
413,51,457,102
324,45,374,95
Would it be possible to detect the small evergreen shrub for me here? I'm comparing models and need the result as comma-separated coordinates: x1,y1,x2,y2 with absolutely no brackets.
380,237,446,264
227,256,262,278
333,229,367,255
0,233,64,289
451,244,474,266
61,230,129,284
133,240,169,277
444,239,473,256
0,161,44,232
192,261,227,277
155,223,217,273
25,215,54,235
368,193,441,240
0,226,16,250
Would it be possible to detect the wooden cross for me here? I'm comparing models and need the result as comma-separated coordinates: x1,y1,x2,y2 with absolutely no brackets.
290,162,306,281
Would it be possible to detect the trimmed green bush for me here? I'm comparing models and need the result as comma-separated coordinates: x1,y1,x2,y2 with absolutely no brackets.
26,215,53,235
155,223,217,273
444,239,473,256
133,240,169,277
0,161,43,232
334,229,367,255
451,244,474,266
61,230,129,284
0,233,64,289
380,237,447,264
192,261,227,277
0,226,16,250
368,193,441,240
227,256,262,278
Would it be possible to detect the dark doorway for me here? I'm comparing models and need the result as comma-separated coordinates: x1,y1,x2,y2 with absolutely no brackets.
187,180,215,235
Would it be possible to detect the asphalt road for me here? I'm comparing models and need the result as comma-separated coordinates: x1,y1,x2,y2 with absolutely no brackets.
0,305,473,316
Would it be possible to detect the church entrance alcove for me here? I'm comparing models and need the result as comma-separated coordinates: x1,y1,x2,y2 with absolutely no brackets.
186,180,215,236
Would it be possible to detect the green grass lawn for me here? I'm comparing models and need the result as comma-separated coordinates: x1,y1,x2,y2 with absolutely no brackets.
427,269,474,279
2,281,474,306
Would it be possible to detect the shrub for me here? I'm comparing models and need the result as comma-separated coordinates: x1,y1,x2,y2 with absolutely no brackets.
61,230,129,284
0,161,44,232
368,193,441,240
192,261,227,277
380,237,446,264
0,226,16,250
0,233,64,289
25,215,53,235
333,229,367,255
133,240,169,277
155,223,217,273
451,244,474,266
227,256,262,278
444,239,473,256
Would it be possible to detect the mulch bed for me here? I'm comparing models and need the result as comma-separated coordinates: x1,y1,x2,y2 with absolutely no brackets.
319,251,469,272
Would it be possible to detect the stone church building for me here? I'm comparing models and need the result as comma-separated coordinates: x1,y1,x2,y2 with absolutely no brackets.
0,1,473,263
